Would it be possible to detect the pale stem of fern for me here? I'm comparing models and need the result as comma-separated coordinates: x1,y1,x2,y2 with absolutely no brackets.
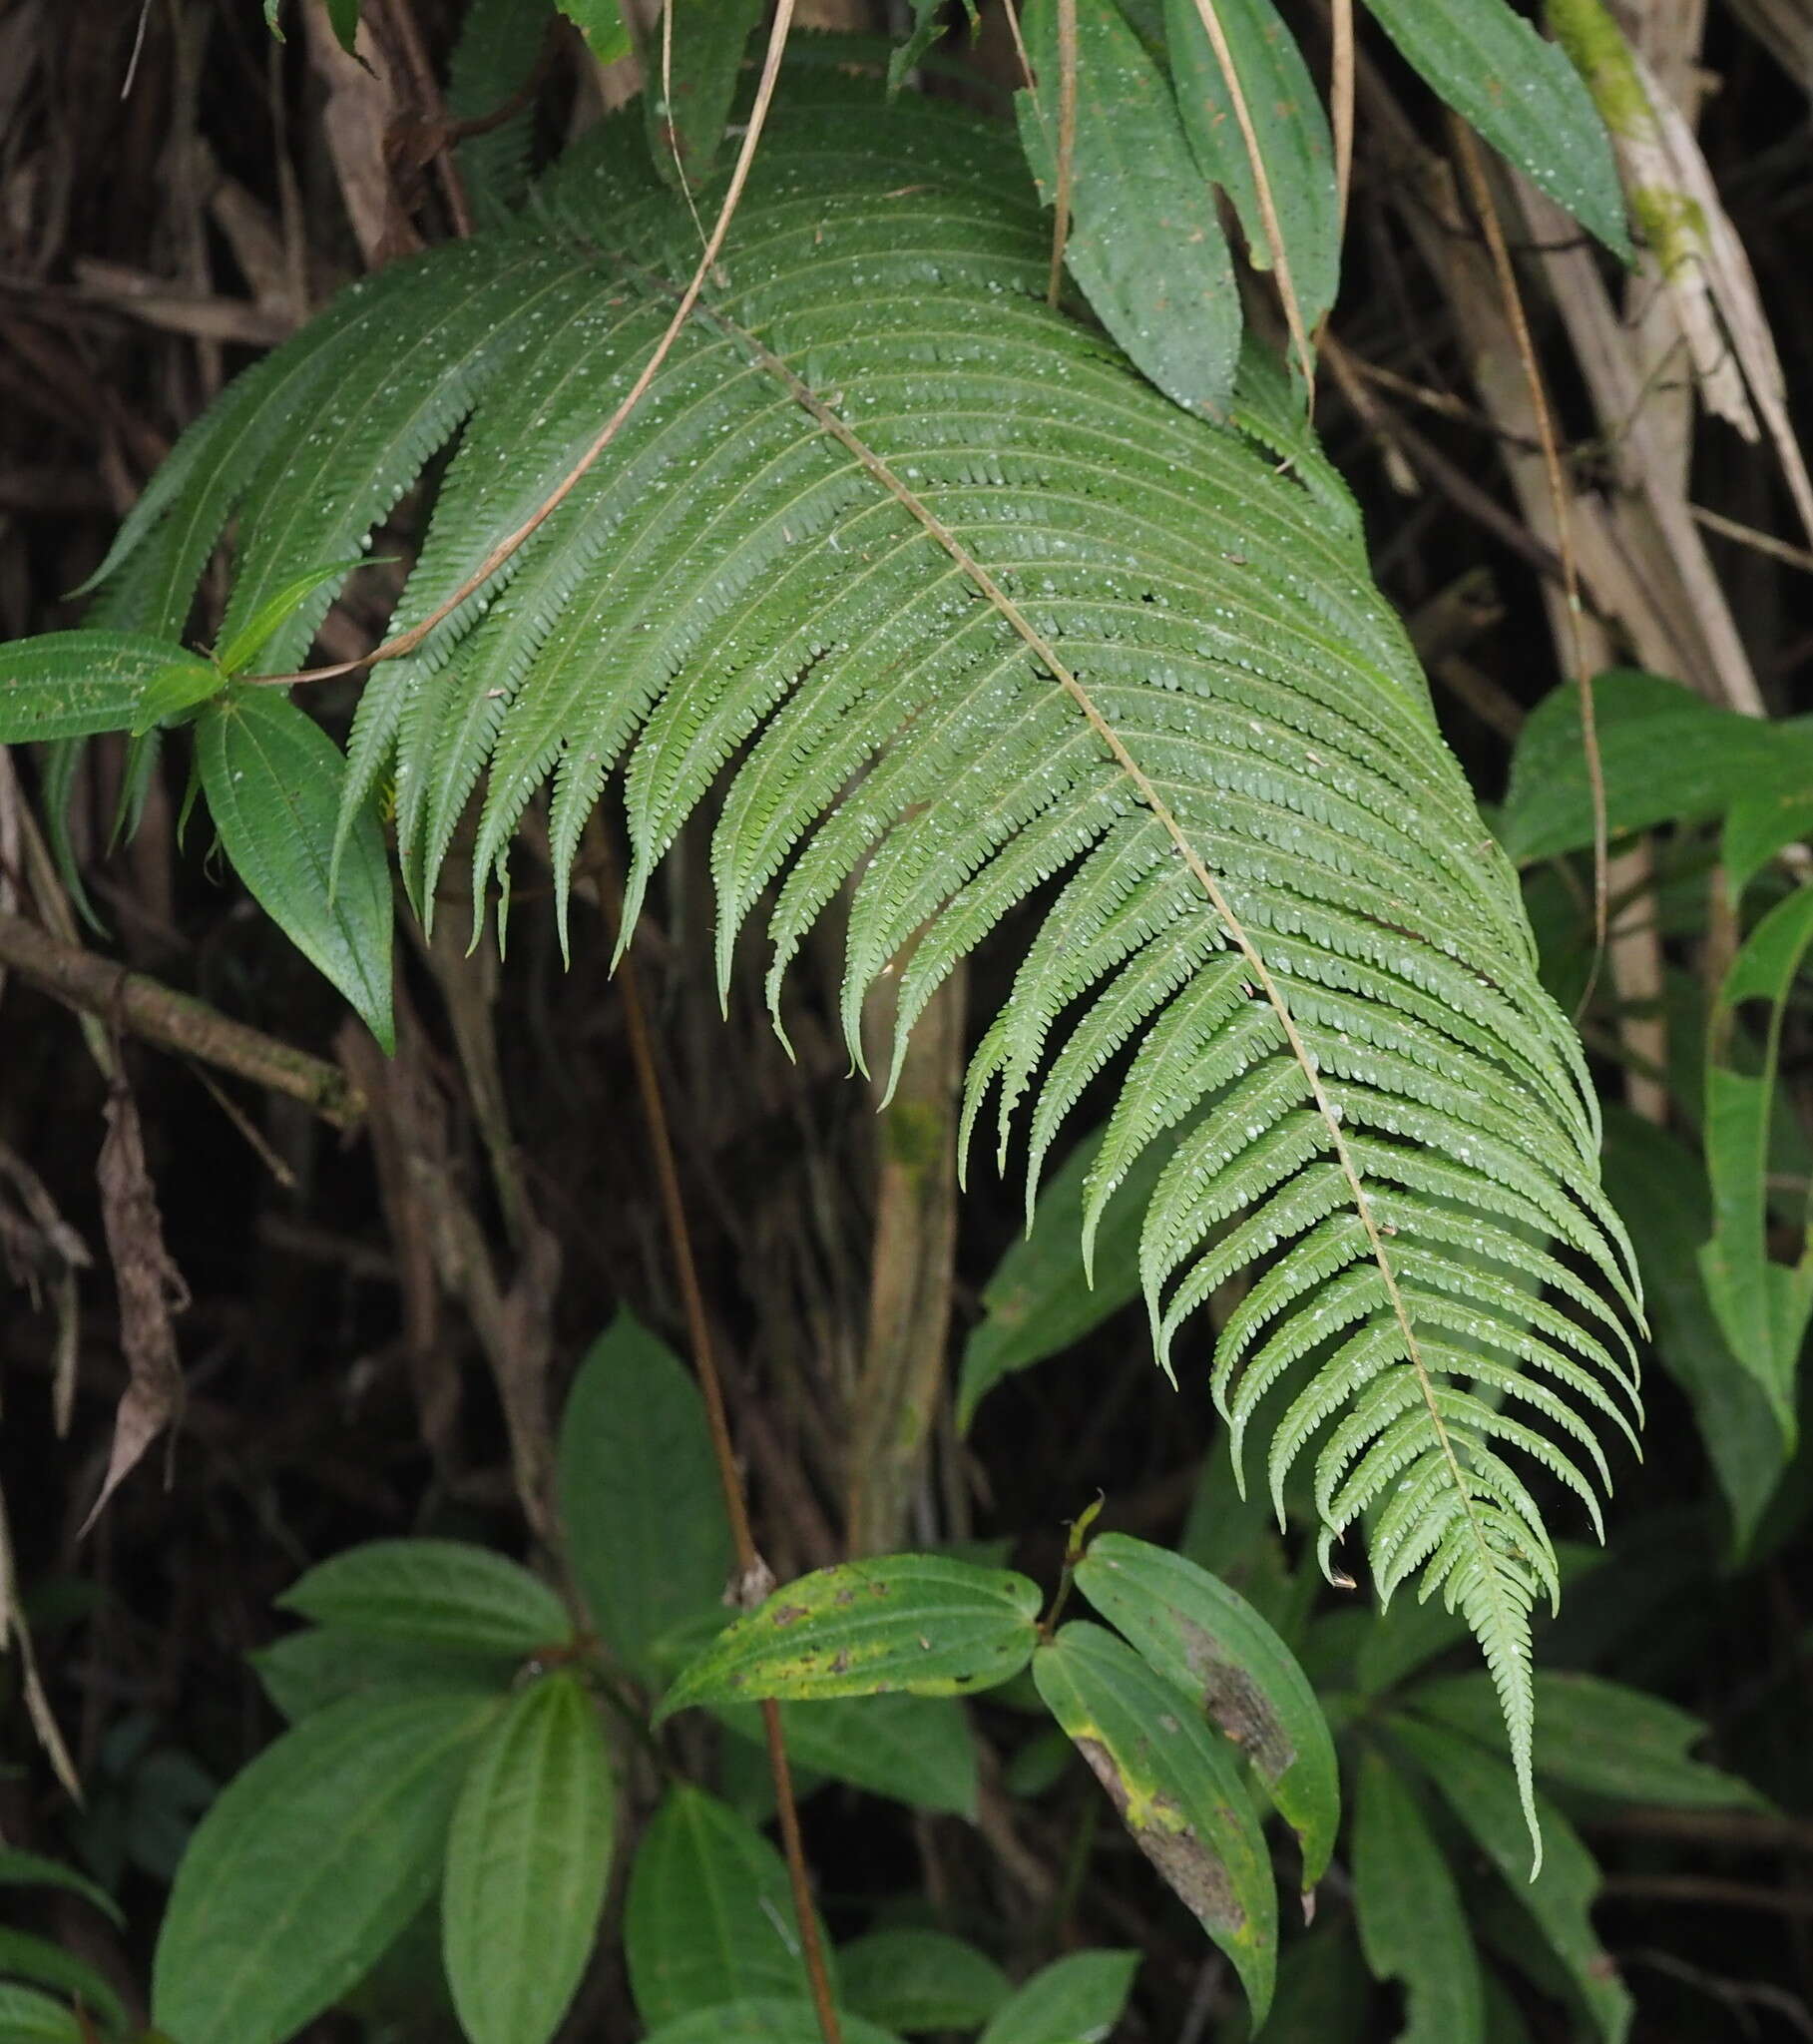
1187,0,1316,403
1450,117,1609,1013
244,0,801,692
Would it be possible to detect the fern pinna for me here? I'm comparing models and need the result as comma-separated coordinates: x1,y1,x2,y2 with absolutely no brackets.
68,61,1640,1851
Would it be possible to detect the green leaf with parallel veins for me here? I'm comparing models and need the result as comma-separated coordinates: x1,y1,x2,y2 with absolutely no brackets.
0,1850,123,1930
1353,1749,1483,2044
0,630,190,744
1392,1716,1631,2044
839,1929,1011,2033
215,557,378,677
1363,0,1630,259
442,1673,615,2044
1698,885,1813,1440
558,0,631,61
277,1538,572,1657
977,1949,1140,2044
0,1931,126,2039
251,1628,518,1722
0,1985,84,2044
642,2004,902,2044
656,1555,1042,1721
713,1692,978,1818
624,1786,834,2024
1409,1670,1765,1810
646,0,763,191
1600,1109,1786,1552
1165,0,1340,333
131,660,225,737
1074,1532,1339,1888
151,1690,501,2044
1500,671,1813,864
959,1123,1170,1432
196,687,394,1049
1018,0,1241,418
557,1310,732,1684
1033,1622,1276,2025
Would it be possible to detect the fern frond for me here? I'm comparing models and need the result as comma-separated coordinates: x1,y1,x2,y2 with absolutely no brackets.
94,66,1639,1858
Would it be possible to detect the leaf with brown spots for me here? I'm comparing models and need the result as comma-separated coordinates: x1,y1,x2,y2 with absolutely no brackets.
1032,1621,1277,2026
81,1081,188,1536
653,1554,1041,1724
1075,1531,1339,1891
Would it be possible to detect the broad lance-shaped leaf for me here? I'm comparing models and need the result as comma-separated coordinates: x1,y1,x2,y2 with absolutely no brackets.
646,0,764,191
1363,0,1630,261
131,659,227,737
1600,1109,1786,1554
92,68,1638,1855
151,1689,501,2044
656,1555,1042,1720
278,1537,573,1656
0,630,196,745
1499,669,1813,865
1409,1669,1764,1810
442,1672,615,2044
1165,0,1340,335
1391,1717,1632,2044
641,2007,901,2044
0,1930,127,2038
838,1930,1011,2034
1018,0,1241,418
624,1786,835,2023
1033,1621,1276,2024
0,1983,86,2044
959,1119,1174,1432
977,1949,1140,2044
196,688,394,1050
1351,1750,1485,2044
713,1692,978,1818
215,555,380,677
1699,884,1813,1439
557,1310,733,1683
1073,1531,1338,1888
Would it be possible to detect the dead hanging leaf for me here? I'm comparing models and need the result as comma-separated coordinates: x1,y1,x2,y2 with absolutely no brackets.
0,1139,92,1434
81,1081,189,1536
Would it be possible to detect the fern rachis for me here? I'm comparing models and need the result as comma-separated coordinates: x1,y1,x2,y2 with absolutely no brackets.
77,62,1639,1851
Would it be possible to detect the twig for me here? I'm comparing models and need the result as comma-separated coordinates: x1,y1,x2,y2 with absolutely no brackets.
1329,0,1354,252
244,0,800,692
1452,118,1608,1011
1047,0,1078,309
0,910,364,1129
599,856,842,2044
1189,0,1315,398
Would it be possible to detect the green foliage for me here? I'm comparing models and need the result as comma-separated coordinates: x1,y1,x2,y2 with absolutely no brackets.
276,1535,572,1655
151,1690,502,2044
193,688,394,1049
1699,884,1813,1437
625,1785,835,2022
1034,1620,1278,2023
1074,1530,1340,1887
1361,0,1630,258
659,1554,1044,1715
0,1984,88,2044
442,1673,615,2044
557,1309,733,1681
17,44,1647,1880
838,1928,1013,2033
1018,0,1241,416
1163,0,1340,334
646,0,765,189
1352,1750,1485,2044
976,1948,1140,2044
